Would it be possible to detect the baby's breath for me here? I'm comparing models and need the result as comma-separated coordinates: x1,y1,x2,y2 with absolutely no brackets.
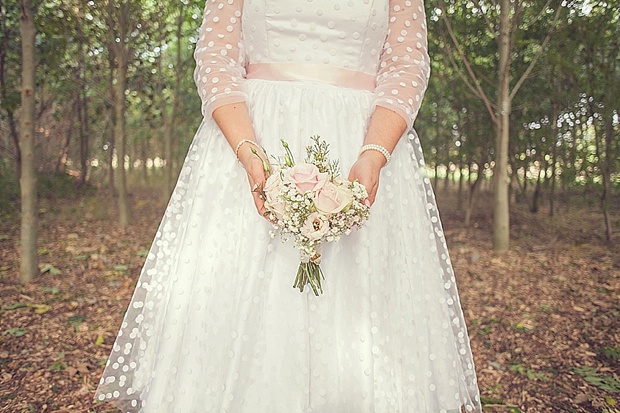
263,137,371,296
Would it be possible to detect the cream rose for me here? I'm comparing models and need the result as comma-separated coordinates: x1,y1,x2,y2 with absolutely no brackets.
315,182,353,214
300,212,330,241
263,173,285,220
264,173,282,202
284,163,328,194
265,198,286,221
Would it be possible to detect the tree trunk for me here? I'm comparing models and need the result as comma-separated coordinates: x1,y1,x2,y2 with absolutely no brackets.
434,118,440,189
107,49,116,196
465,163,483,228
114,59,131,227
108,129,116,195
77,21,89,190
55,97,77,174
493,0,511,251
602,115,614,242
509,168,519,205
141,136,148,184
19,0,38,283
549,100,558,217
0,14,22,176
8,112,21,176
78,87,89,189
522,165,528,201
163,116,174,195
457,156,464,210
163,7,185,196
443,143,450,192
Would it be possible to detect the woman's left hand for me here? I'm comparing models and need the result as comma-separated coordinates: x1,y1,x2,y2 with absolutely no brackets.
348,150,386,206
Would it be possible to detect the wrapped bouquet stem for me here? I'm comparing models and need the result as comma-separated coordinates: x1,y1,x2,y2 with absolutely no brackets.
256,136,370,296
295,246,324,295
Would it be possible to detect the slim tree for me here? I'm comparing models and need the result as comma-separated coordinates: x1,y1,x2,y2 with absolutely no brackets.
438,0,563,251
1,0,22,176
19,0,37,283
493,0,511,250
163,3,187,196
105,0,133,227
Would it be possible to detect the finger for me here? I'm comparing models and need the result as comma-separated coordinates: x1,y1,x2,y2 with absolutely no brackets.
250,184,264,207
351,173,374,206
367,182,379,206
347,169,356,182
257,203,267,217
257,202,273,223
348,162,361,182
248,174,275,224
247,176,266,215
253,195,266,217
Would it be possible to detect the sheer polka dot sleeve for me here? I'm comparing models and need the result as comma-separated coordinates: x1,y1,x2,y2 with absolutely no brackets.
374,0,431,130
194,0,246,118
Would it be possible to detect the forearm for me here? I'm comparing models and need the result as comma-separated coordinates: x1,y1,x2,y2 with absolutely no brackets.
213,102,269,216
212,102,260,162
361,105,408,166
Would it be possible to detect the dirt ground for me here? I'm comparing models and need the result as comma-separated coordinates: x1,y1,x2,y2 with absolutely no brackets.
0,186,618,413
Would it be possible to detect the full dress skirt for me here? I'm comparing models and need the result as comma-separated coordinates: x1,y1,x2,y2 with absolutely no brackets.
95,78,481,412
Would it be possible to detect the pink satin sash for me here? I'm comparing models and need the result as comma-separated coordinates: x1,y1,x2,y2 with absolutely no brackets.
245,63,376,91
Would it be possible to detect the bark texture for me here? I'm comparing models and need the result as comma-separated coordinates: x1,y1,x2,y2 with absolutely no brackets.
19,0,38,283
493,0,511,251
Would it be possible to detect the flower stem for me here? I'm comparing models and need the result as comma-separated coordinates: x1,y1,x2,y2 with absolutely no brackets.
293,262,324,296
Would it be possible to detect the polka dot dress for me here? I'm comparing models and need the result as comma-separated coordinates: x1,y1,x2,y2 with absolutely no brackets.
95,1,482,412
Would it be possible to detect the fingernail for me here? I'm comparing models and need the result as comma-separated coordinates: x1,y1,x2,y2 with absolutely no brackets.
364,199,371,207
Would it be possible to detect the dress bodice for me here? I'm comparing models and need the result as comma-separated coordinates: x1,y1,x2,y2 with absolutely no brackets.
194,0,430,129
242,0,389,75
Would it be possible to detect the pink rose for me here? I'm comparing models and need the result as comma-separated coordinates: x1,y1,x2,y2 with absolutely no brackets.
284,163,328,194
264,173,282,202
315,182,353,214
300,212,330,241
263,173,286,220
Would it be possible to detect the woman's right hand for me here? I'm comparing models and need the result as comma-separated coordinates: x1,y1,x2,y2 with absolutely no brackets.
237,145,269,218
211,102,271,219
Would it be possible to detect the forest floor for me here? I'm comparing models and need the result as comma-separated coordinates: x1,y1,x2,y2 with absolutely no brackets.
0,185,619,413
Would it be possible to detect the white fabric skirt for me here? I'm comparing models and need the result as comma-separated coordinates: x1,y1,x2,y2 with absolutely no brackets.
95,79,481,412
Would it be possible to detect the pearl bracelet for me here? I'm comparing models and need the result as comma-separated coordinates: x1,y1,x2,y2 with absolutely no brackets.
234,139,259,159
359,144,391,165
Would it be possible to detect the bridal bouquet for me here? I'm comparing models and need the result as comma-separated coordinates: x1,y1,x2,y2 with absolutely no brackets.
254,136,370,296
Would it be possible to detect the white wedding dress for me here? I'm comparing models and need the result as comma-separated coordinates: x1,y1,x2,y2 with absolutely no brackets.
95,0,481,412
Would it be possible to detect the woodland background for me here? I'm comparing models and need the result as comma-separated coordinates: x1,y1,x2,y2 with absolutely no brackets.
0,0,618,412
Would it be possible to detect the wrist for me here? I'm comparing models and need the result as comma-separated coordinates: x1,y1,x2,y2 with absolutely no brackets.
234,139,258,159
358,149,387,169
238,145,264,166
359,144,391,167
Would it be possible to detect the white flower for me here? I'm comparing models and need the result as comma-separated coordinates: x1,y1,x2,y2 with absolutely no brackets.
315,182,354,214
300,212,330,241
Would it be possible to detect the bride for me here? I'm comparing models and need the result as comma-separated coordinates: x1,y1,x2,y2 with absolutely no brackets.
95,0,481,411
